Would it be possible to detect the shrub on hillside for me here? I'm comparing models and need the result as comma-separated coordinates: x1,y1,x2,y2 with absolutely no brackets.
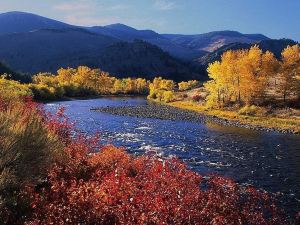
147,77,176,103
192,94,203,102
238,105,265,116
162,90,175,103
0,99,65,224
178,80,199,91
0,75,32,103
29,83,65,100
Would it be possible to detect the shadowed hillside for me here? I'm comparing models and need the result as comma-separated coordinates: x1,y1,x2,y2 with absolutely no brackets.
0,28,119,74
0,61,30,82
0,29,203,80
96,40,202,81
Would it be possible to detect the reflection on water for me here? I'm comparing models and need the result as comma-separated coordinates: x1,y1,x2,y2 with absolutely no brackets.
45,97,300,215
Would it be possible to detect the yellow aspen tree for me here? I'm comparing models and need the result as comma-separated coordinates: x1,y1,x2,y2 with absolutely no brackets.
220,50,240,105
206,60,227,107
280,45,300,102
261,51,279,99
57,68,76,86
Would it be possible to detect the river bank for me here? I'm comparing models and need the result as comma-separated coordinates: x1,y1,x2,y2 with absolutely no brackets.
168,100,300,134
91,101,300,134
38,94,147,103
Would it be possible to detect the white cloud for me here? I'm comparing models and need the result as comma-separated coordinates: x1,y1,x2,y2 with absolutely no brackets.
52,1,130,26
154,0,177,11
107,4,130,11
53,0,93,12
65,15,119,26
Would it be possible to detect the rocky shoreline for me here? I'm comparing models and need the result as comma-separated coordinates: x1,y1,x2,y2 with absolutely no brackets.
91,103,297,134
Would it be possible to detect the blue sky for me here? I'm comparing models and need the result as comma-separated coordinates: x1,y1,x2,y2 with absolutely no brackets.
0,0,299,41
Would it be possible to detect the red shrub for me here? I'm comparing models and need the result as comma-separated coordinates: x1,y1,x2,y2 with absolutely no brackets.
192,94,203,102
25,145,285,224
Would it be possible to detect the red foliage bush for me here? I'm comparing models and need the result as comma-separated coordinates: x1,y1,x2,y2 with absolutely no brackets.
0,97,292,224
24,126,285,224
192,94,203,102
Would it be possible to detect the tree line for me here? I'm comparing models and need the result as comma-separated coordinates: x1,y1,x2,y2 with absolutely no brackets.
29,66,149,100
0,66,200,102
1,45,299,107
205,45,300,108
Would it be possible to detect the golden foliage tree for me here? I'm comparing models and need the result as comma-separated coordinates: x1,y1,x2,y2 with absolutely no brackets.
279,45,300,102
204,45,300,107
30,66,149,100
148,77,176,103
178,80,199,91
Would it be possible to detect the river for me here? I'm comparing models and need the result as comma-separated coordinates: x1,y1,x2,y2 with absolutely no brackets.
45,97,300,216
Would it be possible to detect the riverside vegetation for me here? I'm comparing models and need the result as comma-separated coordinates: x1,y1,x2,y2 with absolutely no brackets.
150,44,300,133
0,44,300,224
2,76,298,224
1,44,300,133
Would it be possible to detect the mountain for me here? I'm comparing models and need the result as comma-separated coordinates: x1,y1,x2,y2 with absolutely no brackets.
0,61,31,82
0,28,119,74
0,11,271,62
0,62,15,75
0,11,72,34
163,31,270,52
0,12,206,60
88,23,159,41
0,11,295,81
0,28,202,80
96,40,201,81
88,24,206,60
197,39,298,65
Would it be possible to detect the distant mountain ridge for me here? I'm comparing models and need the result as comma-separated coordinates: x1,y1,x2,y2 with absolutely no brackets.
163,31,270,52
0,26,201,80
0,28,120,72
0,11,270,60
87,24,206,60
0,11,296,81
0,11,72,34
197,39,299,65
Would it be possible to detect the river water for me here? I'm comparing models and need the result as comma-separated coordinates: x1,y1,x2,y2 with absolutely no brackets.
45,97,300,215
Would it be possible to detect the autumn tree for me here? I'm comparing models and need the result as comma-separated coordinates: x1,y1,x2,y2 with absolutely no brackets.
0,75,33,102
205,45,282,107
30,66,150,99
148,77,176,102
279,45,300,102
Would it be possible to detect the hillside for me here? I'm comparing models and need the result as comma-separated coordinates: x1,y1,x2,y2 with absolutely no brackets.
163,31,269,52
0,28,202,80
197,39,298,65
0,62,15,76
97,40,202,81
0,61,30,82
0,11,296,81
0,28,119,74
0,12,270,61
0,12,206,61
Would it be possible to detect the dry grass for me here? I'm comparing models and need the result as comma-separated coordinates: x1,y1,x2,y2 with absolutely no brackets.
168,100,300,134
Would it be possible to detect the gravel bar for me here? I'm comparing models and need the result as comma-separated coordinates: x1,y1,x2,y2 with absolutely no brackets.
91,104,297,134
